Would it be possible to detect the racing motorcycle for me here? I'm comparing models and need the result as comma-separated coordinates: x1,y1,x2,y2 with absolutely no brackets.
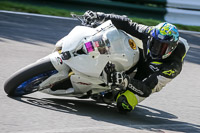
4,14,144,104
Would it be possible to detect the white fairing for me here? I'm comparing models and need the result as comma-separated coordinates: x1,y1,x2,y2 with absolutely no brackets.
62,20,139,77
42,20,140,96
60,26,96,51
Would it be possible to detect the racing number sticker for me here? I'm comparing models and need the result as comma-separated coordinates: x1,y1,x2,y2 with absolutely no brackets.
128,39,136,50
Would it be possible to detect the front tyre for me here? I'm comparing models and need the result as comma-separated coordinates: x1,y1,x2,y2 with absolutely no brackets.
4,58,57,97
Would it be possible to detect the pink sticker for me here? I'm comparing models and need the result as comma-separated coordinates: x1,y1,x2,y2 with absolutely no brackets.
85,42,94,53
94,41,99,47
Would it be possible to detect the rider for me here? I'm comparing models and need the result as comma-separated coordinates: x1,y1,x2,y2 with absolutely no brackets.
83,11,189,113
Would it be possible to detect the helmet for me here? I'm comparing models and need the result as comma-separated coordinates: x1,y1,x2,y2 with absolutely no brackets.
148,22,179,59
116,90,138,113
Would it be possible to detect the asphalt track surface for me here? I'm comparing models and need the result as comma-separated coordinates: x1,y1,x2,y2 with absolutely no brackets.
0,11,200,133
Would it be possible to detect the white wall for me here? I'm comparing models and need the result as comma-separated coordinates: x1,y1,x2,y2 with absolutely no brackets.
165,0,200,26
167,0,200,10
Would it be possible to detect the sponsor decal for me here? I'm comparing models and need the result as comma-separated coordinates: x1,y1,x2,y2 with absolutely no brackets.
85,41,94,53
162,69,175,76
149,65,160,72
94,41,100,47
56,57,63,65
74,82,91,86
122,103,131,110
163,52,172,59
128,84,144,95
128,39,136,50
149,62,162,72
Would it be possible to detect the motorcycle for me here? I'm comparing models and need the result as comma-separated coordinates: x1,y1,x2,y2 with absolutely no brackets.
4,14,144,104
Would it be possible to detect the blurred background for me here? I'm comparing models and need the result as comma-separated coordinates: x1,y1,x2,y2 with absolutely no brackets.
0,0,200,31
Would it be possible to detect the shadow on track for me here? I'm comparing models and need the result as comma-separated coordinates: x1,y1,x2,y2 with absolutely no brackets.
10,96,200,132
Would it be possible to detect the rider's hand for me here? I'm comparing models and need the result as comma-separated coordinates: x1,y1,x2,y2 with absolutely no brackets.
104,62,116,85
104,62,129,88
83,10,98,25
112,72,129,88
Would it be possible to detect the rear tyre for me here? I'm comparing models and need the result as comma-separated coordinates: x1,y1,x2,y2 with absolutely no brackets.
4,58,57,97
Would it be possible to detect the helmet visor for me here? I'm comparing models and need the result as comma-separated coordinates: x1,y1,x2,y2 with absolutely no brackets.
150,39,176,59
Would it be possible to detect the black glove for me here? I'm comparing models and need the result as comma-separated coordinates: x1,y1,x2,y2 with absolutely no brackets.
104,62,116,85
104,62,129,88
83,10,98,25
111,72,129,91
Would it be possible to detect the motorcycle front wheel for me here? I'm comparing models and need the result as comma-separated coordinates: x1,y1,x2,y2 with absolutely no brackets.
4,58,57,97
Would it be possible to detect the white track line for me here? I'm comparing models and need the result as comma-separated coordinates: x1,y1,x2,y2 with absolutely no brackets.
178,30,200,34
0,10,76,20
0,10,200,34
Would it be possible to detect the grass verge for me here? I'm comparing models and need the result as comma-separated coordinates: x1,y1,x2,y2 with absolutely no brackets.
0,1,200,32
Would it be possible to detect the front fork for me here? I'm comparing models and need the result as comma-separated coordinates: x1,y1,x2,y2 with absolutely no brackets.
39,52,70,89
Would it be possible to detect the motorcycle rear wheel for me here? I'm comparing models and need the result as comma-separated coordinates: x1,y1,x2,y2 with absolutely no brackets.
4,58,57,97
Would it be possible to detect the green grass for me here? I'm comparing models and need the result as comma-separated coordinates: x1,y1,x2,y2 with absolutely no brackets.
0,1,200,32
0,1,80,17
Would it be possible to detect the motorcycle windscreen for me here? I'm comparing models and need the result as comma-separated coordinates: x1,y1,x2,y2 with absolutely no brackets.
84,34,110,54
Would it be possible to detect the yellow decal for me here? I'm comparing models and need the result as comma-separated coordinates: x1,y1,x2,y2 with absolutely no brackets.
160,24,172,35
129,39,136,50
151,61,163,65
181,52,186,62
148,27,154,33
162,70,175,76
58,50,62,54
